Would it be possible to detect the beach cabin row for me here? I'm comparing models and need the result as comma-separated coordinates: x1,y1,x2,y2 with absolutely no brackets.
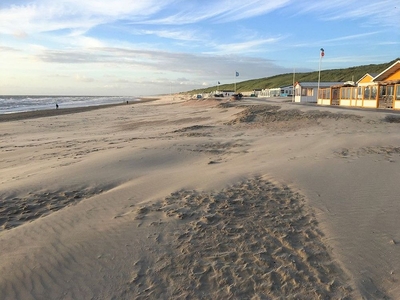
317,60,400,109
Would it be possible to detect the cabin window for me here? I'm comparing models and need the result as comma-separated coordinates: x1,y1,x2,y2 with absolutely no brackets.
379,85,394,97
396,85,400,100
371,86,377,99
364,86,377,100
341,87,354,99
364,87,370,99
387,85,394,96
357,87,363,99
379,86,385,96
302,88,313,96
379,85,391,97
341,88,351,99
319,88,330,99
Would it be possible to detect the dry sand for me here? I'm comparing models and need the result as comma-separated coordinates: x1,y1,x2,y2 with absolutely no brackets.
1,95,400,299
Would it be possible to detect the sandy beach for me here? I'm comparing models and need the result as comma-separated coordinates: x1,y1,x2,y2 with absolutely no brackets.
1,94,400,299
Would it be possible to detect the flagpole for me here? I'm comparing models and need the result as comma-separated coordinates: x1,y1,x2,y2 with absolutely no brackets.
234,71,236,93
318,48,324,101
292,67,295,102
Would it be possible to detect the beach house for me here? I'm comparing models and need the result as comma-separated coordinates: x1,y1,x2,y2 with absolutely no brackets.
259,85,293,98
280,85,293,97
317,60,400,109
294,82,343,103
374,60,400,109
259,87,280,97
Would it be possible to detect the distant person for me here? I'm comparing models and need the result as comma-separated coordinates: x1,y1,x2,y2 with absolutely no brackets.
56,103,59,109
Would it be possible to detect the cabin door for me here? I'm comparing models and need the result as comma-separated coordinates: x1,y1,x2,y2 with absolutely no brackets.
378,85,394,108
331,87,340,105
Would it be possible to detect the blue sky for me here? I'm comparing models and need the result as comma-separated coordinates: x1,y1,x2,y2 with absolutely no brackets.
1,0,399,96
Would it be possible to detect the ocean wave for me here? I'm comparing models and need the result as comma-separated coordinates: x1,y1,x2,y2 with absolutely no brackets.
0,96,138,114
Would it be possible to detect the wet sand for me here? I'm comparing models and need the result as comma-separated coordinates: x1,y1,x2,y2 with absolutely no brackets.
0,98,156,122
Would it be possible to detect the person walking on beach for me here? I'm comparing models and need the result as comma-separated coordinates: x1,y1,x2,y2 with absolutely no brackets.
56,103,59,109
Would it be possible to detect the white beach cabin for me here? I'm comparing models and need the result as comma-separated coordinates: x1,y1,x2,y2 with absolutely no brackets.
294,82,343,103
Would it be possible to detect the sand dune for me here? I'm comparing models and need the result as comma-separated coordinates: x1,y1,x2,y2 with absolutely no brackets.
1,95,400,299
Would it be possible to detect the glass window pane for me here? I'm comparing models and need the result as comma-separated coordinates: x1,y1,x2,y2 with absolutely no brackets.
365,87,370,99
388,86,394,96
371,86,377,99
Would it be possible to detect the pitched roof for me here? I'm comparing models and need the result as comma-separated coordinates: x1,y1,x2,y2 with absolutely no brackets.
295,82,343,88
356,73,378,84
373,60,400,81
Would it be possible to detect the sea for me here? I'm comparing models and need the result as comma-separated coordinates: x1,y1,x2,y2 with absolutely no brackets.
0,95,139,114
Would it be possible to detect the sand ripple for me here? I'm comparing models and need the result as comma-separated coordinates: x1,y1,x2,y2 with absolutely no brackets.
0,187,105,232
124,177,353,299
226,104,362,129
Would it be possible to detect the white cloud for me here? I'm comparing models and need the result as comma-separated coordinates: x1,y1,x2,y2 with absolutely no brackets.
132,28,205,42
323,31,381,43
0,0,292,37
59,0,163,17
210,0,291,22
0,0,169,35
33,46,293,80
75,74,95,82
0,46,21,52
176,77,189,82
137,0,291,25
296,0,400,28
1,0,397,43
210,37,284,54
70,36,105,48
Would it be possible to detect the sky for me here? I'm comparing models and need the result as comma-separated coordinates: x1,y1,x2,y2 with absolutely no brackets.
1,0,399,96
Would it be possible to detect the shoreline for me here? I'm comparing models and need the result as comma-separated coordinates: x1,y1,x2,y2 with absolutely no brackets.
0,97,158,122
